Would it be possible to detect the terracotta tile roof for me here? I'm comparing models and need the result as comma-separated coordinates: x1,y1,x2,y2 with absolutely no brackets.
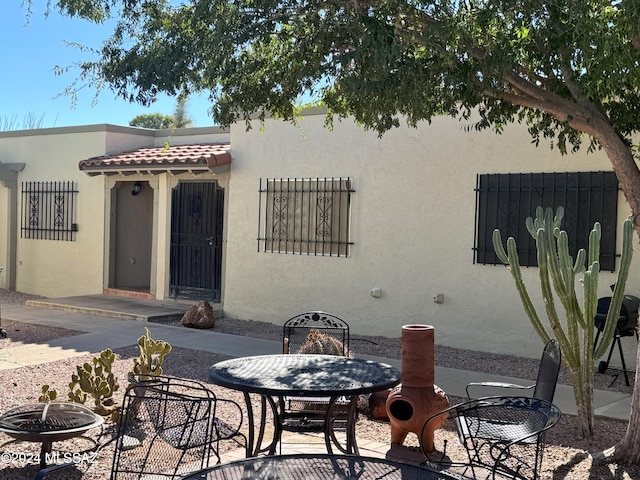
79,143,231,176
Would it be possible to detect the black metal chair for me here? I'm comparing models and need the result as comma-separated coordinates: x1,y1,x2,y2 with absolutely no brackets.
282,311,350,356
465,339,562,403
36,375,246,480
279,312,351,449
421,396,562,480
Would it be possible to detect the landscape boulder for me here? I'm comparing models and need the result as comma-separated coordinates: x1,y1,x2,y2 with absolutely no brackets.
180,301,216,329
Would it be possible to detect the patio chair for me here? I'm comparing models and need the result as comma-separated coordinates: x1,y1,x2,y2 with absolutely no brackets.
279,312,351,449
282,311,350,356
465,339,562,403
420,396,562,480
35,375,246,480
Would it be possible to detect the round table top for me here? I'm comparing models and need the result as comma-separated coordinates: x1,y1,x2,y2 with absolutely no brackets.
178,453,463,479
208,354,400,397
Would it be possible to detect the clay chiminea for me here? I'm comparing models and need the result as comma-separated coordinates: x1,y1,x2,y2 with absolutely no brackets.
385,325,449,452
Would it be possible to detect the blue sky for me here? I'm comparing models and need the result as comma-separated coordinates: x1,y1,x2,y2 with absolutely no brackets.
1,2,215,129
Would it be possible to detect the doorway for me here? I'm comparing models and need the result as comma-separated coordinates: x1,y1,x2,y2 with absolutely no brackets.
169,181,224,302
112,181,153,292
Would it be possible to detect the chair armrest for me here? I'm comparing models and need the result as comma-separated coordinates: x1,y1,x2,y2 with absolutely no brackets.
466,381,534,399
215,397,246,442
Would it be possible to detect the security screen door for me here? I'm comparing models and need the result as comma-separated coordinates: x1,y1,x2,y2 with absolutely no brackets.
169,181,224,301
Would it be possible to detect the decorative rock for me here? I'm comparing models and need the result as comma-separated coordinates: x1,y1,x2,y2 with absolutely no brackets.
121,434,142,450
369,389,391,420
180,301,216,329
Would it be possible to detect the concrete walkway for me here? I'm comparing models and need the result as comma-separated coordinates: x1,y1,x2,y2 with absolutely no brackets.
0,295,633,421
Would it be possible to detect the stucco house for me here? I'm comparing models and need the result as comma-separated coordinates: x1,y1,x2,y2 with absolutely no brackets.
0,110,636,363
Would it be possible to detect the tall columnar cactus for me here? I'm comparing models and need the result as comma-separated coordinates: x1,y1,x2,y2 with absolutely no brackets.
130,327,172,381
492,206,634,438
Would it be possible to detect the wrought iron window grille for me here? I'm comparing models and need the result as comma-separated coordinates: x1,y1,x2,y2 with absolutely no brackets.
474,171,619,271
21,181,79,241
258,177,354,257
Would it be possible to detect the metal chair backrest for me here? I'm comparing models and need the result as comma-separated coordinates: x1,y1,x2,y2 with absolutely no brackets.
282,311,350,356
111,375,245,479
532,339,562,403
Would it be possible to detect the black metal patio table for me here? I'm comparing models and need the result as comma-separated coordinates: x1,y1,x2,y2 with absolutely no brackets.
208,354,400,457
179,453,465,479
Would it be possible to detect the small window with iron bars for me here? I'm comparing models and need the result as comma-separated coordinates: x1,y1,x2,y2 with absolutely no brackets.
258,177,354,257
21,181,79,241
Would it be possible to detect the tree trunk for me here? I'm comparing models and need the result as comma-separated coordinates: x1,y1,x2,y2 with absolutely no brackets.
586,120,640,232
613,317,640,464
505,72,640,463
580,122,640,463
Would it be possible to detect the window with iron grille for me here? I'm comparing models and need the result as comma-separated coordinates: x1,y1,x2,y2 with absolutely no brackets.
258,177,354,256
474,171,619,271
21,181,78,241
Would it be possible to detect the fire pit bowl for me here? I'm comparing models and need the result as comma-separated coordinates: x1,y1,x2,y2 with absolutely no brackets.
0,402,103,443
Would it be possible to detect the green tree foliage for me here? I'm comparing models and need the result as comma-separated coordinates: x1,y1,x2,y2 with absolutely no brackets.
172,96,193,128
28,0,640,462
129,97,192,129
129,112,174,129
37,1,640,216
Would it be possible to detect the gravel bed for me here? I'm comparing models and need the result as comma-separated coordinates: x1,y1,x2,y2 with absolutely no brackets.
0,290,637,479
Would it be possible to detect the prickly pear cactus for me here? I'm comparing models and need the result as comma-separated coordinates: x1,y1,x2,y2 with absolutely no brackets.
38,385,58,402
296,329,351,357
68,348,120,418
130,327,172,381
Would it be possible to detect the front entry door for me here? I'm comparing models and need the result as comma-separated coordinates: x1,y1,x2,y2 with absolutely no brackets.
169,181,224,301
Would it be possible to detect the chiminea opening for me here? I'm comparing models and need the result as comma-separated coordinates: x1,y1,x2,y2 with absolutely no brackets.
388,400,413,421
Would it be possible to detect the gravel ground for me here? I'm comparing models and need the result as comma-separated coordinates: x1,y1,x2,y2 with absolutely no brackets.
0,290,638,479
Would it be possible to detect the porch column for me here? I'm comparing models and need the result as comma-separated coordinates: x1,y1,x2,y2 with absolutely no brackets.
0,163,26,290
154,174,173,300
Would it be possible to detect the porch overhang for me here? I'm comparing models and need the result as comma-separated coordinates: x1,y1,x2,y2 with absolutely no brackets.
0,162,26,185
78,143,231,177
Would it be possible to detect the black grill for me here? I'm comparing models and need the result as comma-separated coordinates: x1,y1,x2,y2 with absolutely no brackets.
595,295,640,337
594,294,639,386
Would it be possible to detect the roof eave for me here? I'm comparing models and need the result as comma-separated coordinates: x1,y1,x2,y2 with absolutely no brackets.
81,165,218,177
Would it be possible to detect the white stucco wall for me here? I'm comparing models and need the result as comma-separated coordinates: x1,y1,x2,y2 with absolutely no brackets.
0,125,159,297
223,111,638,360
0,118,636,364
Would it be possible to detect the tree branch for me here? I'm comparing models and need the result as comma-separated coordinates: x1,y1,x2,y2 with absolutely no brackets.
488,86,610,140
503,73,553,104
